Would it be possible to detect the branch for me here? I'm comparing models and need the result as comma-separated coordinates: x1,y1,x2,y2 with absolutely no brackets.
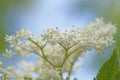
68,54,79,77
58,42,67,50
28,38,55,68
68,42,77,49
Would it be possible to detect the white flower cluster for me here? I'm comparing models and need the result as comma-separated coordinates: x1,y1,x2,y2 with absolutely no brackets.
2,18,116,80
0,62,15,80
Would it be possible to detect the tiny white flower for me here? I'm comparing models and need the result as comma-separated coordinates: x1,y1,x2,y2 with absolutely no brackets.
3,49,13,58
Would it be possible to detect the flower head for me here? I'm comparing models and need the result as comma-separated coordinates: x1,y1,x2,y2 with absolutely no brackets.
3,18,116,80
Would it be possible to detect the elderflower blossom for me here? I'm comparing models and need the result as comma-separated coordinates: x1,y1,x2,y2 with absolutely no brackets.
36,67,61,80
3,18,116,80
13,60,35,79
3,49,14,58
0,65,15,79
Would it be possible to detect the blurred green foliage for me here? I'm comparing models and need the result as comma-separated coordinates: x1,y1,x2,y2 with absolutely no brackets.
0,0,32,51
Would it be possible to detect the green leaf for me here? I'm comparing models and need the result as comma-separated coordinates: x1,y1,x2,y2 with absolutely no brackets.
112,70,120,80
94,49,119,80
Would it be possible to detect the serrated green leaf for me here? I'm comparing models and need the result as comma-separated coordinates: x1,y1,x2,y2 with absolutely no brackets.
94,49,119,80
112,70,120,80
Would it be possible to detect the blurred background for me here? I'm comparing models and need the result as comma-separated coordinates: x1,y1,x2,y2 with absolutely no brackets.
0,0,120,80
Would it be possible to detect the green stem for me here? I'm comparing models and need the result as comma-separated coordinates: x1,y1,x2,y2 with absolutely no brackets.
41,48,55,68
59,43,81,79
58,43,80,79
61,49,68,67
28,39,55,68
3,74,6,80
68,55,79,77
